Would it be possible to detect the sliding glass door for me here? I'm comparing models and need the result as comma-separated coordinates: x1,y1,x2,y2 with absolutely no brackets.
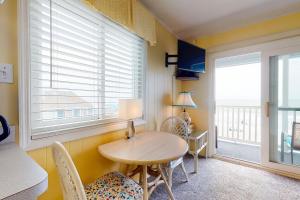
208,38,300,174
269,52,300,167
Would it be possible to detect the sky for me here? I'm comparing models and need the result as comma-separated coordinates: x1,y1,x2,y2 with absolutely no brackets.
215,63,261,106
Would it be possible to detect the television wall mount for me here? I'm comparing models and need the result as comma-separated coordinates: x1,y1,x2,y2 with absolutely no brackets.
165,53,178,67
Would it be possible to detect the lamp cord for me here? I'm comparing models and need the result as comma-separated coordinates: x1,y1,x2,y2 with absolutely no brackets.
172,73,175,118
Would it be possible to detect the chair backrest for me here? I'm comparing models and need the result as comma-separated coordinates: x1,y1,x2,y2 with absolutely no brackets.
160,116,189,140
292,122,300,150
52,141,87,200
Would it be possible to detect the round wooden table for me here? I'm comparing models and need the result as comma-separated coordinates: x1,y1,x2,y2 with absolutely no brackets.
98,131,188,200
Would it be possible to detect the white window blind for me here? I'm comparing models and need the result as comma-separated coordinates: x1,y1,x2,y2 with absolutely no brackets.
29,0,145,138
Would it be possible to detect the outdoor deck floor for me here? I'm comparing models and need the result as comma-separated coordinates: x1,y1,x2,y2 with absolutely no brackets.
217,140,261,163
217,140,300,166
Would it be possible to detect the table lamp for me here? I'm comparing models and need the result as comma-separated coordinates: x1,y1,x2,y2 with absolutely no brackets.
173,92,197,130
119,99,143,139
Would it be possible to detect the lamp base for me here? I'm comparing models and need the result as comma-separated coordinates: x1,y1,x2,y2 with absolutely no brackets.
181,110,192,133
126,120,136,139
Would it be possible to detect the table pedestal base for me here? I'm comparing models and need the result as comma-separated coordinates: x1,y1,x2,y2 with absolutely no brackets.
127,165,175,200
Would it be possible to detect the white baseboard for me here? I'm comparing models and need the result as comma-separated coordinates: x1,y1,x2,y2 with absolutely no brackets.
213,154,300,180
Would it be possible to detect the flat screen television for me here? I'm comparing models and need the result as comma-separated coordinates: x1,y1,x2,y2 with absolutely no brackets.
177,40,205,73
176,69,199,81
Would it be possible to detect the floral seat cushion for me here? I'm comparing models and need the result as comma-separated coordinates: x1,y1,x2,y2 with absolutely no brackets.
85,172,143,200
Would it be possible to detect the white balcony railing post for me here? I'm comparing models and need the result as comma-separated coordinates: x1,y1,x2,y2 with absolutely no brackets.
243,107,246,141
227,108,230,138
222,107,225,138
255,108,258,143
237,108,240,140
248,108,252,142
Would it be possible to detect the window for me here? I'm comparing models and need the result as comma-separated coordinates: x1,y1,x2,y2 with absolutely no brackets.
56,110,65,119
72,109,81,117
27,0,145,140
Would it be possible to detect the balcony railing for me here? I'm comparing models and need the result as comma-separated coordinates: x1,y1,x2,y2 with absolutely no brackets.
278,107,300,122
216,105,261,145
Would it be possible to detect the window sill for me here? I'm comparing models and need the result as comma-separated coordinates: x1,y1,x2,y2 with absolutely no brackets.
23,119,147,151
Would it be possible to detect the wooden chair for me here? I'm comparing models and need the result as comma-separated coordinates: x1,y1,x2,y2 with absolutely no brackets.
52,141,143,200
291,122,300,164
160,116,189,188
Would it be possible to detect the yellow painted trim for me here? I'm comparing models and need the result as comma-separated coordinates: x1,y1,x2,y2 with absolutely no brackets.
196,12,300,48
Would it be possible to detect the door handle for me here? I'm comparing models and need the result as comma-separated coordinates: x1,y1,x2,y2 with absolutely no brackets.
266,102,270,118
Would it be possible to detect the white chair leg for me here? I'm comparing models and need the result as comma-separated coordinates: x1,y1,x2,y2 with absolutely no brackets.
193,154,199,173
291,149,294,164
180,162,189,182
167,167,173,189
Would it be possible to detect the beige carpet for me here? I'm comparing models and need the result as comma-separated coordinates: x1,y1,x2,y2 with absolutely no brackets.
151,156,300,200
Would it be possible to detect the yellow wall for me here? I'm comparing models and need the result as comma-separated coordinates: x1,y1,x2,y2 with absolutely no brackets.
0,0,178,199
195,12,300,49
0,0,18,136
183,12,300,134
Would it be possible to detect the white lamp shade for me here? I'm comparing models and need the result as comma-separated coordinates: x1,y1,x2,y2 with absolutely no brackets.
119,99,143,120
174,92,197,108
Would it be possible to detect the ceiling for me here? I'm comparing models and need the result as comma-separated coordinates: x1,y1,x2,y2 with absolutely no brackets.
140,0,300,39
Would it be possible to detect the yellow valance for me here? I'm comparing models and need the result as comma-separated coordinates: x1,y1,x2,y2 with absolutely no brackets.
83,0,157,46
132,0,156,46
